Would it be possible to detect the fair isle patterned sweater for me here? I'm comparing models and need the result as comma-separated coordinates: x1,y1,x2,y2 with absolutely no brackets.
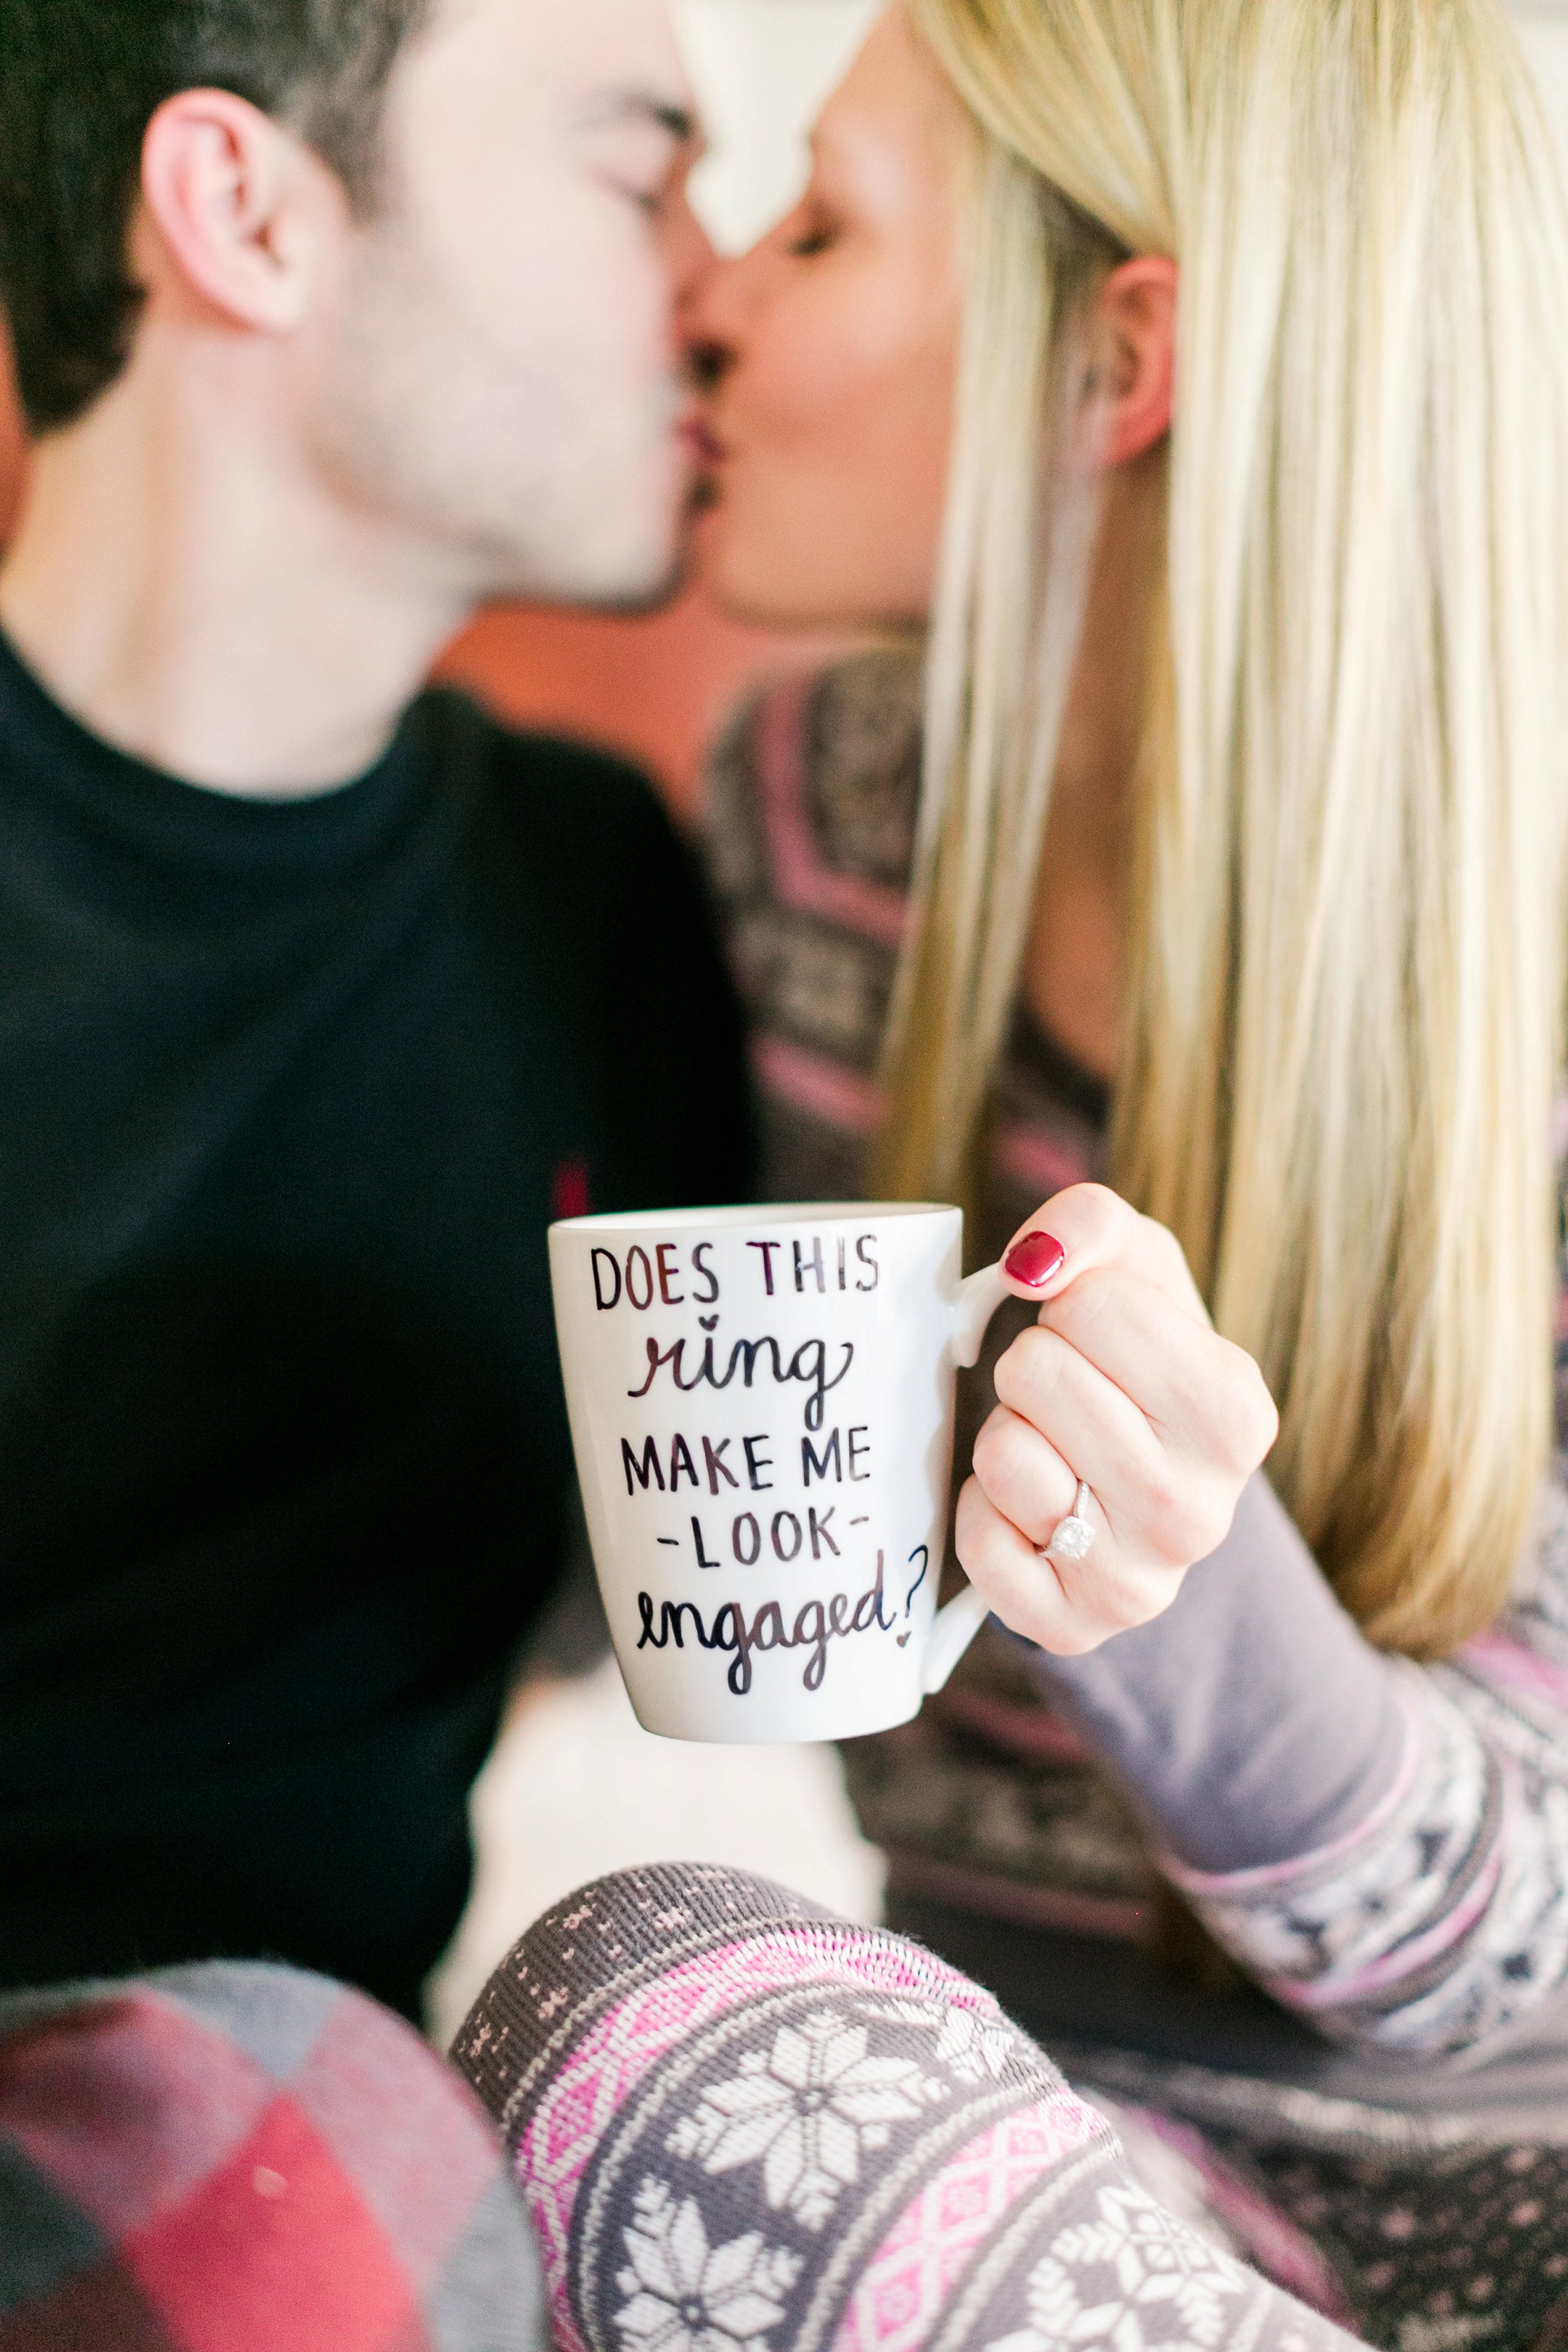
703,650,1568,2172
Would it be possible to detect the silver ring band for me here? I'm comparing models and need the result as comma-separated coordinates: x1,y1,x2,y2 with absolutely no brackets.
1044,1480,1096,1565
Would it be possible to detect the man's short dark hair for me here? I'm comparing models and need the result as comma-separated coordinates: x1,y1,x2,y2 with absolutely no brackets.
0,0,430,435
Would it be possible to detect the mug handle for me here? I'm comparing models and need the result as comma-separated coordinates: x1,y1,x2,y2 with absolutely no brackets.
920,1263,1015,1697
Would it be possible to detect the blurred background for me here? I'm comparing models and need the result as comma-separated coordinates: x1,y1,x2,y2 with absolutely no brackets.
5,0,1566,2039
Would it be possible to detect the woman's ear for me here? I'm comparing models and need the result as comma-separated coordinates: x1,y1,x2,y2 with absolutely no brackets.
136,88,341,335
1092,254,1177,469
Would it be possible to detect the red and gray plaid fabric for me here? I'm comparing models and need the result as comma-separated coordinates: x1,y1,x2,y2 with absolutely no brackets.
0,1961,542,2351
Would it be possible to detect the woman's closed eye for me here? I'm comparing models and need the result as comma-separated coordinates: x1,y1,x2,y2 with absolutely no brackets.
786,206,841,260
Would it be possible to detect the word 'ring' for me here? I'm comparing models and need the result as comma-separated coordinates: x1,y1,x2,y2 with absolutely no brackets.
1044,1481,1096,1566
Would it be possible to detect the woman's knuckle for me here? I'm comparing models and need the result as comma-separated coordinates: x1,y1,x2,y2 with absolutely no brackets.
1083,1184,1132,1240
1044,1183,1122,1255
1249,1370,1282,1455
1105,1591,1148,1636
1146,1217,1190,1279
971,1413,1018,1490
1058,1267,1117,1342
1148,1484,1216,1562
1142,1460,1184,1527
1190,1500,1235,1563
995,1326,1058,1414
1202,1465,1246,1546
1235,1377,1279,1467
956,1472,991,1533
1198,1344,1272,1467
955,1494,999,1574
1102,1557,1189,1635
1105,1571,1160,1635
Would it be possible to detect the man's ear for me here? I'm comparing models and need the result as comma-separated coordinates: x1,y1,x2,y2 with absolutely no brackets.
1091,254,1177,469
137,88,341,334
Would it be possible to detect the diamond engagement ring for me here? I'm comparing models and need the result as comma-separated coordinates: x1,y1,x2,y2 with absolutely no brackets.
1044,1481,1096,1565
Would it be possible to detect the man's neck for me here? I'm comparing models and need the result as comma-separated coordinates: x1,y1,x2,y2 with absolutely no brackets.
0,355,475,800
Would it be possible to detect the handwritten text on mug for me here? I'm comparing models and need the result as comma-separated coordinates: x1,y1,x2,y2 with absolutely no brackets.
586,1233,909,1693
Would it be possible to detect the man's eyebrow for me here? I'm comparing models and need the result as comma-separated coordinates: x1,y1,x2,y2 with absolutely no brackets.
577,87,698,143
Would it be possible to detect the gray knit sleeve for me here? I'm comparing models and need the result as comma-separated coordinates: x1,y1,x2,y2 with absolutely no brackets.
1024,1468,1568,2060
1029,1474,1406,1876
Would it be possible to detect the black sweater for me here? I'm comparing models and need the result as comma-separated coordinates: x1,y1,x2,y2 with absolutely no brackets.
0,634,750,2014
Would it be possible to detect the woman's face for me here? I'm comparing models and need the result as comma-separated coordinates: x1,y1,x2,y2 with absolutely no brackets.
684,6,966,630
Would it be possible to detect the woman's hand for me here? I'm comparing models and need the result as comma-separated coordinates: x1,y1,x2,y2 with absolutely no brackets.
959,1185,1279,1655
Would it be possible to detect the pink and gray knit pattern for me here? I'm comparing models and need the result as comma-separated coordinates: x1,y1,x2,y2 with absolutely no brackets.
452,1864,1361,2352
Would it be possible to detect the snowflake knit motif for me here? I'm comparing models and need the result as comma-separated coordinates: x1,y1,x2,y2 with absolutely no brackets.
985,2181,1251,2352
613,2179,802,2352
869,1997,1016,2085
665,2008,949,2230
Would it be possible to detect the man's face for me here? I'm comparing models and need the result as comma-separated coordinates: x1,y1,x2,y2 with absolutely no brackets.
304,0,704,609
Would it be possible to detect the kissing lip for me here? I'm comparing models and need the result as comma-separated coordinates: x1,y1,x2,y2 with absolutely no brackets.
679,410,728,470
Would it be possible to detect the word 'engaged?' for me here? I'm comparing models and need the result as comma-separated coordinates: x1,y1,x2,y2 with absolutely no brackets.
637,1546,932,1694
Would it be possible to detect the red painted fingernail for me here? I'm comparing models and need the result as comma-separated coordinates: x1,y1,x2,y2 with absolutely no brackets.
1004,1230,1067,1289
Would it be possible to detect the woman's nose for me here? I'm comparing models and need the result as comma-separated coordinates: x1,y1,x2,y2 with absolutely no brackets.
676,255,749,387
684,334,729,394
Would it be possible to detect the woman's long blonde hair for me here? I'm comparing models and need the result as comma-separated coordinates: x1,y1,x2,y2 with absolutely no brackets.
881,0,1568,1655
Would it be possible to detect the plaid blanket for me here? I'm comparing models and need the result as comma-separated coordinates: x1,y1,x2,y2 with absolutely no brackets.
0,1961,542,2350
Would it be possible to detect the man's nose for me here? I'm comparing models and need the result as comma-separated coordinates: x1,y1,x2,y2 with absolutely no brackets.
662,177,717,316
666,204,734,386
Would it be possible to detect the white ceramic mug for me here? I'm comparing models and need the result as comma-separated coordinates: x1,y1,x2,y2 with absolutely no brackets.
548,1203,1012,1744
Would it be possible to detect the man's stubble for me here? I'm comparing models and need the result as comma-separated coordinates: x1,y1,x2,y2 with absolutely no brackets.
302,198,694,616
